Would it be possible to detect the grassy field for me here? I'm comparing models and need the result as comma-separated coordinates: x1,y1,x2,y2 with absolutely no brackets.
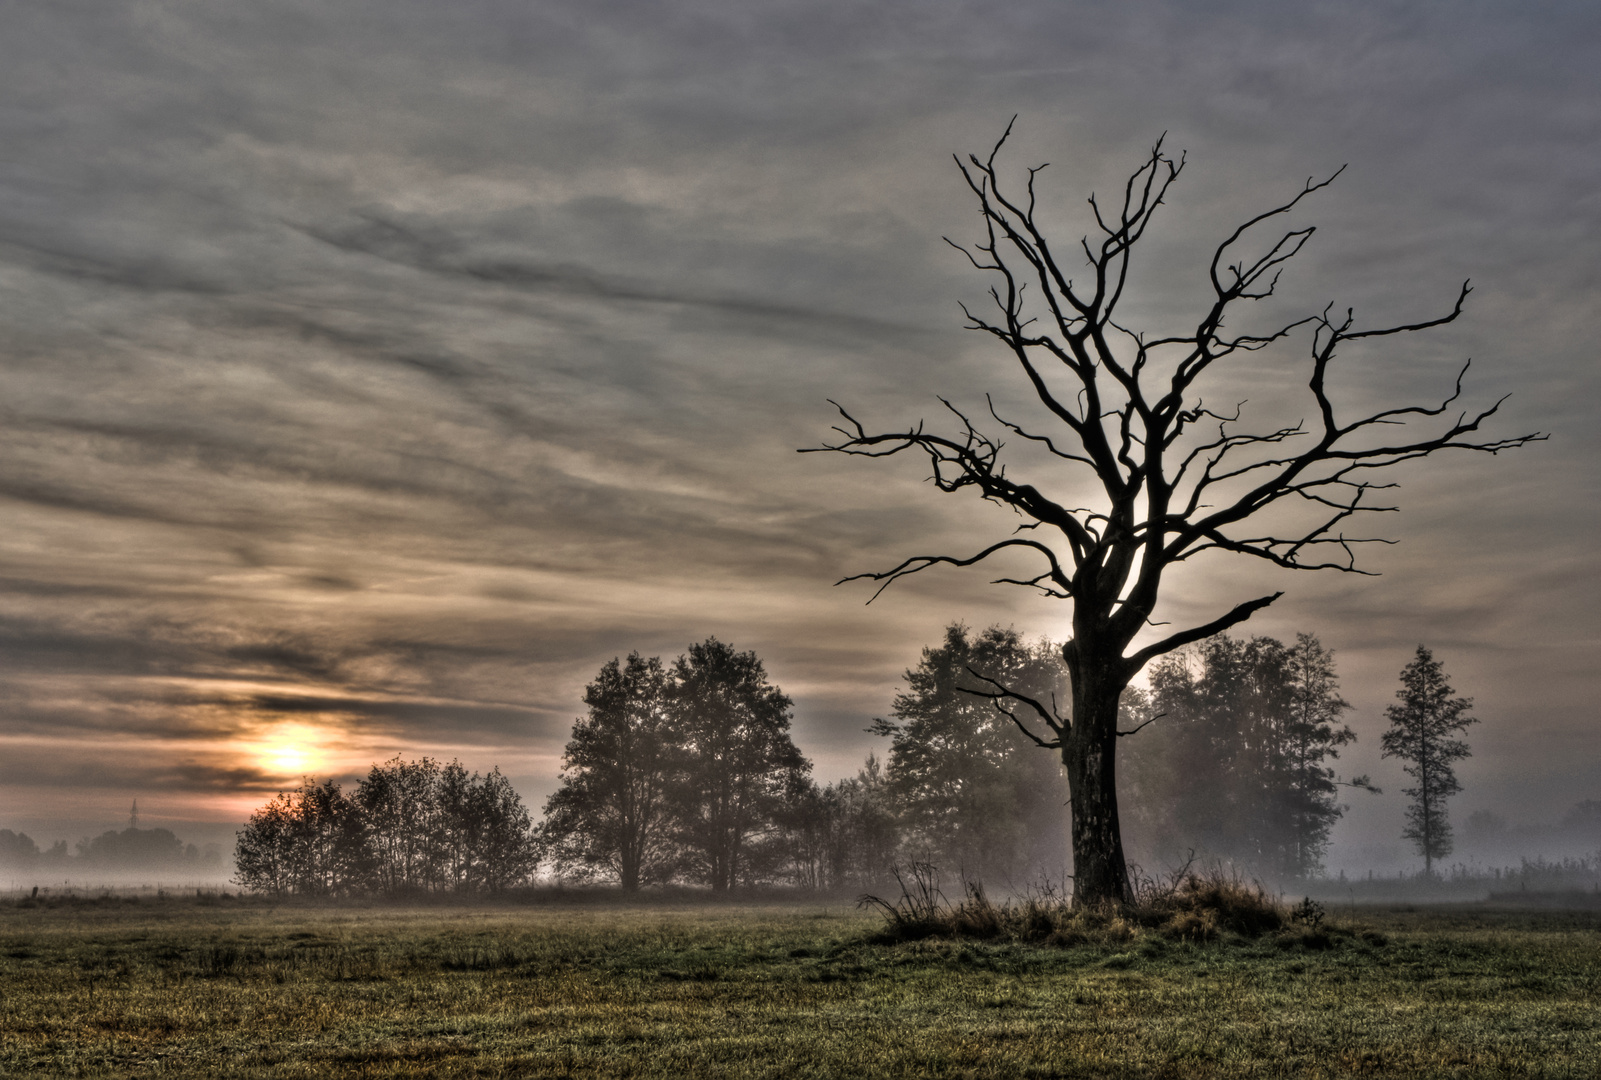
1,894,1598,1078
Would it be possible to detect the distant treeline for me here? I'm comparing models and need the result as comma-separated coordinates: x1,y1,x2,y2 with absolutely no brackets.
231,625,1584,897
0,827,224,873
1306,854,1601,904
234,758,537,896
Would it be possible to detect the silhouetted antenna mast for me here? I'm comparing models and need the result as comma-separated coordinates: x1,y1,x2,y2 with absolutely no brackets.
129,799,138,830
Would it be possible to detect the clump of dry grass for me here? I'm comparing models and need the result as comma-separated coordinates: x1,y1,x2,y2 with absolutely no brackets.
1128,858,1285,940
859,860,1288,947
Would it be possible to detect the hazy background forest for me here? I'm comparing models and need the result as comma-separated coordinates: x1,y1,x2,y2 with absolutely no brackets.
5,627,1597,902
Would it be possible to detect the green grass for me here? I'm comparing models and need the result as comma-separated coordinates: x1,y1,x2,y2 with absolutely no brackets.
1,896,1598,1078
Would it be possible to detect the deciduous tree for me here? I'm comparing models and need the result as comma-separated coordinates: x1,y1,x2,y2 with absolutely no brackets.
668,638,809,892
539,653,679,892
871,624,1067,880
356,756,444,894
466,767,540,893
809,125,1540,903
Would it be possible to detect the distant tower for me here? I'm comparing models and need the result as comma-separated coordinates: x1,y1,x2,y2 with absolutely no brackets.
129,799,139,830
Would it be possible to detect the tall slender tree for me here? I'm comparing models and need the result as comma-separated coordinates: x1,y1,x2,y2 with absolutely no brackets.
1281,633,1360,876
808,124,1540,903
467,767,540,893
1381,645,1476,875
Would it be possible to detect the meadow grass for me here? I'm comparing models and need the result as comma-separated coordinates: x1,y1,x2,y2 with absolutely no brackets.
0,894,1597,1078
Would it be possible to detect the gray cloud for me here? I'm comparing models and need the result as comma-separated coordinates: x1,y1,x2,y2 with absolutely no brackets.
1,0,1597,859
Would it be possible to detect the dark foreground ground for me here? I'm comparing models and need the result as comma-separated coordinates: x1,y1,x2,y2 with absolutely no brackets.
0,895,1597,1078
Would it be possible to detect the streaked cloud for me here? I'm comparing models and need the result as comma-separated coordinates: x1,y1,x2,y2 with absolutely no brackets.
0,0,1596,862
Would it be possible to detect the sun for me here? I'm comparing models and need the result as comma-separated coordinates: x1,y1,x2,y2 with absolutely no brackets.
254,723,329,779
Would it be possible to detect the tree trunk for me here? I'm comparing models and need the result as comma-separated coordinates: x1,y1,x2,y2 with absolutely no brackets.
1062,650,1133,906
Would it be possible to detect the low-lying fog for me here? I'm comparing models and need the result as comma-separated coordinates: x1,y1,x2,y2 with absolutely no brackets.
4,810,1595,900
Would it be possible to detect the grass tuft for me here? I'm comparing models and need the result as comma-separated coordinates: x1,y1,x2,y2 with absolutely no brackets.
861,862,1290,947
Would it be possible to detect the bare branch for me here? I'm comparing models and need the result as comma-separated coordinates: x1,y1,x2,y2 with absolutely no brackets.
959,667,1067,742
806,121,1543,907
1117,712,1165,738
1127,593,1284,673
836,538,1073,604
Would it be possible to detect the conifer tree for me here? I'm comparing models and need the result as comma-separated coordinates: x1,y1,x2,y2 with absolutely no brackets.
1380,646,1477,875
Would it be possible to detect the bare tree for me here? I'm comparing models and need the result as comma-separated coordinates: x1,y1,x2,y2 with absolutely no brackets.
807,123,1542,905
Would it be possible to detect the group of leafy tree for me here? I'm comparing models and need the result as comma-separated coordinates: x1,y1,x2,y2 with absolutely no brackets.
539,638,811,892
226,630,1486,896
768,754,898,891
541,628,1076,893
234,757,537,896
1120,637,1482,880
0,830,63,869
539,627,1484,891
1119,632,1366,879
75,826,224,871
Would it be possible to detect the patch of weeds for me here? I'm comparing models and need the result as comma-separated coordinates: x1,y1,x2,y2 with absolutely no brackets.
193,943,249,976
1290,896,1326,931
859,860,1287,951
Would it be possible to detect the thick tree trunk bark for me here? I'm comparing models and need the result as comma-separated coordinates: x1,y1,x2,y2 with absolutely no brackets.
1062,648,1133,907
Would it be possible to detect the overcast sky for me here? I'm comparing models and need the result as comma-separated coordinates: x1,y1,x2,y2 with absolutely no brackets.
1,0,1596,869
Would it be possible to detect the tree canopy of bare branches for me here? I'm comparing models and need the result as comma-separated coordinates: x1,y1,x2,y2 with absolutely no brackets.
806,122,1543,905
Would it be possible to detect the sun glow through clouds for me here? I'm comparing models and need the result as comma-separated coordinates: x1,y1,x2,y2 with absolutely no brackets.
253,723,330,780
